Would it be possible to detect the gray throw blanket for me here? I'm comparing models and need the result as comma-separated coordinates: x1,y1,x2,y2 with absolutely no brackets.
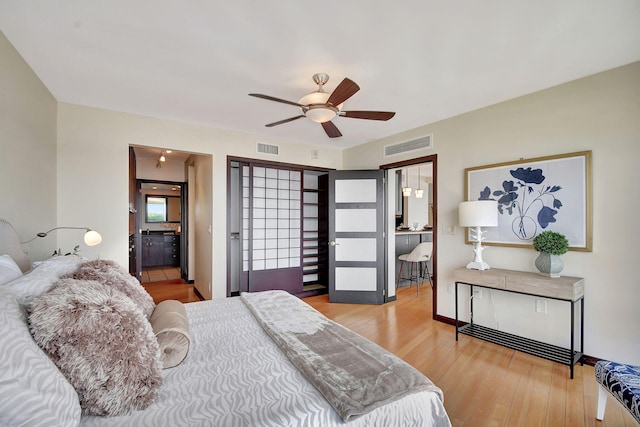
241,290,443,422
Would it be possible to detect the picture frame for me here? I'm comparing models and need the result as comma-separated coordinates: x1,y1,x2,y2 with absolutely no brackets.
464,151,592,251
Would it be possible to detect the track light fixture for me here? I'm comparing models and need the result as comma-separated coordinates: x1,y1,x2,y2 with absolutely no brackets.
156,150,166,168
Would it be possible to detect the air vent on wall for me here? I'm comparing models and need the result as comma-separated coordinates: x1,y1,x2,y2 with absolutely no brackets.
256,142,279,155
384,134,433,157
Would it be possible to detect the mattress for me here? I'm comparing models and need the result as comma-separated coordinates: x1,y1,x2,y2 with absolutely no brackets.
80,297,450,426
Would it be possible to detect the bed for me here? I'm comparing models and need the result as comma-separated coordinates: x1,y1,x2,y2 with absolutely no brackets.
0,218,451,426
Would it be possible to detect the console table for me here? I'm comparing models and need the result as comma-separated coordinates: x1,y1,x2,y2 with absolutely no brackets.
453,267,584,378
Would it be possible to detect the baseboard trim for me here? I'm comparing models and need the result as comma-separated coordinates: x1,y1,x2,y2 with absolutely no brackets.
194,287,206,301
581,355,601,366
434,314,457,325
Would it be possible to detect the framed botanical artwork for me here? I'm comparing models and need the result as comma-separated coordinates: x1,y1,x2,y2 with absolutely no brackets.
464,151,592,251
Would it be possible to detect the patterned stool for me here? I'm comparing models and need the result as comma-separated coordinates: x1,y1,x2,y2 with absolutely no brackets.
595,360,640,424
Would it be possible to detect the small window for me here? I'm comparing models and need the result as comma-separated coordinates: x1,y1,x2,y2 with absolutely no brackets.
146,196,167,222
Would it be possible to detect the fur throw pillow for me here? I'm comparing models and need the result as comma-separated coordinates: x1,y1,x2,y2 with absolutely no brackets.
65,259,155,318
29,278,163,416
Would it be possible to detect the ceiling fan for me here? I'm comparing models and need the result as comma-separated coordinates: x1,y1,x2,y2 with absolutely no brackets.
249,73,395,138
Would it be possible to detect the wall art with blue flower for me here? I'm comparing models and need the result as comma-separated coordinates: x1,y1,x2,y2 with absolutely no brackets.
465,151,592,251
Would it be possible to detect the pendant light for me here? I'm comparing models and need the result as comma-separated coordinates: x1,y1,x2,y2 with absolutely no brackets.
415,166,424,198
402,168,412,197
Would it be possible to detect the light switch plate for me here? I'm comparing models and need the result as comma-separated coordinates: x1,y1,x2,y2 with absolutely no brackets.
443,224,456,235
536,299,548,314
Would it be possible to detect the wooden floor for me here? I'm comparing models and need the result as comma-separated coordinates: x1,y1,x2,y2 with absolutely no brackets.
145,282,635,426
143,279,202,304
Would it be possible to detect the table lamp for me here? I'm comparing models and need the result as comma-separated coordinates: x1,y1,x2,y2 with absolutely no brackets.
458,200,498,270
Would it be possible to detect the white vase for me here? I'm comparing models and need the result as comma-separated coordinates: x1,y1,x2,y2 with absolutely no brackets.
535,252,564,278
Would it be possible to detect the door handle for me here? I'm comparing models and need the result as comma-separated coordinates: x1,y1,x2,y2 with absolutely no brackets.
329,241,340,246
229,232,240,240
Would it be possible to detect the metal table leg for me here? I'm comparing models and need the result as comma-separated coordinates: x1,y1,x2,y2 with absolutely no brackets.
570,300,575,379
455,281,459,341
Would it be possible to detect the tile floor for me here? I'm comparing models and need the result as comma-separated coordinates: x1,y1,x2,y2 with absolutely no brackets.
141,266,182,283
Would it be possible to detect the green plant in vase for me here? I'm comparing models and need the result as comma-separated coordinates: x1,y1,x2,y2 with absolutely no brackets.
532,231,568,277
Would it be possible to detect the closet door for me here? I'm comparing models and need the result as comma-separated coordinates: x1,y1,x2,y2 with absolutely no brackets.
242,165,303,294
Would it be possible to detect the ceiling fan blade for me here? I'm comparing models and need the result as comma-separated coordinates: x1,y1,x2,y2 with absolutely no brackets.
326,78,360,107
321,121,342,138
265,115,305,127
341,111,396,121
249,93,304,108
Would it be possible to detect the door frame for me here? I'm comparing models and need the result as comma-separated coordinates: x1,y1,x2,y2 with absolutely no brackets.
379,155,440,319
226,156,333,297
135,179,188,282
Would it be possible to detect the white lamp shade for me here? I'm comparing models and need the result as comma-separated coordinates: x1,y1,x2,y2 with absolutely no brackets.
83,230,102,246
298,91,343,123
458,200,499,227
305,108,335,123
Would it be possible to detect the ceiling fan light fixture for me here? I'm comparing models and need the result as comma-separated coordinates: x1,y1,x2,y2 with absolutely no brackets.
298,90,328,106
298,91,342,123
306,106,338,123
250,73,394,138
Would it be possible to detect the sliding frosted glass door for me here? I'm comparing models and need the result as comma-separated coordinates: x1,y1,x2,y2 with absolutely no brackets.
241,165,303,293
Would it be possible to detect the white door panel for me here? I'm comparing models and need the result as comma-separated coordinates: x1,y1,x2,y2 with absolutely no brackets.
335,179,377,203
335,267,377,291
335,209,377,232
335,238,377,262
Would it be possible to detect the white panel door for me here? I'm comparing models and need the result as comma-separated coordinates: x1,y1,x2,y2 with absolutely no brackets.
328,170,384,304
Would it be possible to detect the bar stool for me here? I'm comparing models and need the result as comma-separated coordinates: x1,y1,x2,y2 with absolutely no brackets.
396,242,433,295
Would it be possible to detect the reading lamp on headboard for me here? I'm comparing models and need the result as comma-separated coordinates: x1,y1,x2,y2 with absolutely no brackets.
21,227,103,246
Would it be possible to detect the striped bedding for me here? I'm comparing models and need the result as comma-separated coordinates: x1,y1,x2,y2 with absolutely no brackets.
80,296,450,427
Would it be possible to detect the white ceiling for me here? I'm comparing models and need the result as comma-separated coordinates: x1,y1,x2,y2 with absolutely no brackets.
1,1,639,149
133,146,192,163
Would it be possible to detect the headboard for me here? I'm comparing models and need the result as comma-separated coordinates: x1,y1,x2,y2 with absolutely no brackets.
0,219,31,272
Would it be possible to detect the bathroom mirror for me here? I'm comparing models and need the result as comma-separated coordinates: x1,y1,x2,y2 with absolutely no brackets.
145,195,181,223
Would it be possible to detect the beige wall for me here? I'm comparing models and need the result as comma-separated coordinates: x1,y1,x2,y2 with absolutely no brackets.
55,103,343,301
0,32,57,261
344,62,640,364
191,154,213,299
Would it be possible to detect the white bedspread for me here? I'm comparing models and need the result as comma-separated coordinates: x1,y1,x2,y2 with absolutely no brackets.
80,297,451,427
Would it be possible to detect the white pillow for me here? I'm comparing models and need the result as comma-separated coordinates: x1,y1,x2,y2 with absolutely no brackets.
0,254,22,286
37,255,85,275
2,255,82,311
0,290,81,426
